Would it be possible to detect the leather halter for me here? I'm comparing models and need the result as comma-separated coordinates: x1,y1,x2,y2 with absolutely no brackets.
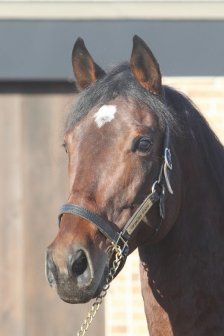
58,126,173,257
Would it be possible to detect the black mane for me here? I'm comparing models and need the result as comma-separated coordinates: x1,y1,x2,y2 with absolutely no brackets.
165,86,224,201
66,63,224,200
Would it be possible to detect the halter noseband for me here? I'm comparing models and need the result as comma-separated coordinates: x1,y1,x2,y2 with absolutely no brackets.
58,126,173,258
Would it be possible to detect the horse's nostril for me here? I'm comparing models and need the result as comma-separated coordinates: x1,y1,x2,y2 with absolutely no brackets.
71,249,88,277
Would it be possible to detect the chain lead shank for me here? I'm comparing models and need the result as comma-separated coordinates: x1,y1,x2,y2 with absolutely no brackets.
77,244,124,336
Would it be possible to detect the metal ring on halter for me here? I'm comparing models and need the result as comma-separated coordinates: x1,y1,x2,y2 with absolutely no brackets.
115,234,129,257
151,180,165,195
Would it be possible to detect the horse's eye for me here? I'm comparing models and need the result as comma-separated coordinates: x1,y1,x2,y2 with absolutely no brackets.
132,137,153,153
62,142,68,153
138,138,153,152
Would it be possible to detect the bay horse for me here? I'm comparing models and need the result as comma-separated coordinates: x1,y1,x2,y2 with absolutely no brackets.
46,36,224,335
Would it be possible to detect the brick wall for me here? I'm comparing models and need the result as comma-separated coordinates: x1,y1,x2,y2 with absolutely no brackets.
165,77,224,143
105,77,224,336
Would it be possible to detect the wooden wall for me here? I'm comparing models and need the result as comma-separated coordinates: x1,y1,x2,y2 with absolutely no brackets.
0,86,104,336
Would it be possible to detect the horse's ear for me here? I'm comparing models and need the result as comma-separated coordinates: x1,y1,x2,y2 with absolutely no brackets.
72,38,105,90
130,35,162,95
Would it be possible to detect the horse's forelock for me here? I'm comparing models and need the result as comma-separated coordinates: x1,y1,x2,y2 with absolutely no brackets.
64,63,174,134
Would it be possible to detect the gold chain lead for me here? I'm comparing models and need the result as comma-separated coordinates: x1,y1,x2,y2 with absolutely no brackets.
77,244,124,336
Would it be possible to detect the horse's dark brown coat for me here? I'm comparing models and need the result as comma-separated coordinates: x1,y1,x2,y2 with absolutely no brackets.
47,36,224,335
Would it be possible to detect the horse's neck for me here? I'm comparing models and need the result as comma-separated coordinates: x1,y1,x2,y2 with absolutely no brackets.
180,146,224,251
138,151,224,336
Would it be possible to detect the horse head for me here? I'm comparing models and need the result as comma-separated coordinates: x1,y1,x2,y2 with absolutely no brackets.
46,36,181,304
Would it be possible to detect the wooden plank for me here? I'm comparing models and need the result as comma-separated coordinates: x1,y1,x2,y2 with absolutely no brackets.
20,93,104,335
0,95,24,336
0,91,105,336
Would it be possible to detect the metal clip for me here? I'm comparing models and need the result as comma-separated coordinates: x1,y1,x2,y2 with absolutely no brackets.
115,234,129,257
164,147,173,170
164,147,173,194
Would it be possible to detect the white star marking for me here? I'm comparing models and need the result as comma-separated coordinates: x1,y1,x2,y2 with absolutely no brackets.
94,105,117,128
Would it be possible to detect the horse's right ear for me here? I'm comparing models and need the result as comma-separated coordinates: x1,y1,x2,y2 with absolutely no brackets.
72,38,105,90
130,35,162,95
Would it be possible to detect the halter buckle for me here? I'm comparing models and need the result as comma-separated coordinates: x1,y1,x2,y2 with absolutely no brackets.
114,234,129,257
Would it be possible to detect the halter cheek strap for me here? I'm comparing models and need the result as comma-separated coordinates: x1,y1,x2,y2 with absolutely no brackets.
58,126,173,258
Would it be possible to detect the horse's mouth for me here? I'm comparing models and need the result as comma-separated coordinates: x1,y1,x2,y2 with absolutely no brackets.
59,291,95,304
55,282,100,304
52,264,110,304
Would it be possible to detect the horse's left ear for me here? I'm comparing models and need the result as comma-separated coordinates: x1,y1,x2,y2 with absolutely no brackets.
130,35,162,95
72,37,105,90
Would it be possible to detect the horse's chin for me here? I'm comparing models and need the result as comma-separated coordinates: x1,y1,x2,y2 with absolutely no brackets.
56,265,109,304
57,285,101,304
59,292,95,304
